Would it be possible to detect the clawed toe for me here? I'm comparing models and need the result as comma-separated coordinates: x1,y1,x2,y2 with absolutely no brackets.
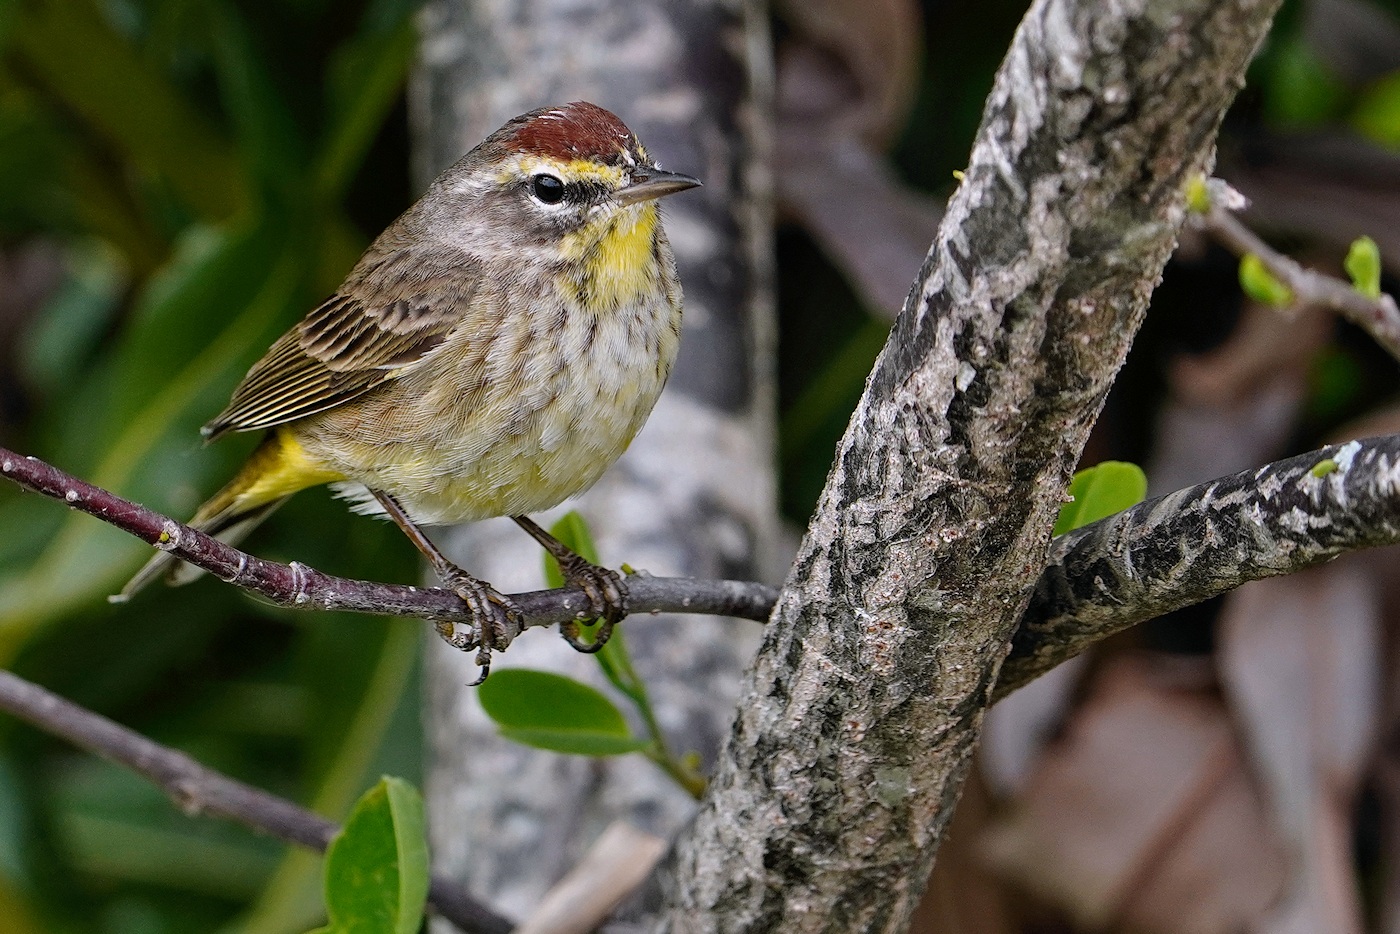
434,570,522,683
372,491,521,683
507,515,630,656
558,558,628,653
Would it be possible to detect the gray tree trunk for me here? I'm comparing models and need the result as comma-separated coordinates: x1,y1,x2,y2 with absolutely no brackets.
409,0,776,923
658,0,1284,931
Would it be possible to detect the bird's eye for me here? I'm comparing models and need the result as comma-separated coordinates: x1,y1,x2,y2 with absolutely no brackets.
530,174,565,205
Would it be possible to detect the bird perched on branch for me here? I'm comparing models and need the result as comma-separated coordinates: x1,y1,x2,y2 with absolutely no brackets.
116,101,701,680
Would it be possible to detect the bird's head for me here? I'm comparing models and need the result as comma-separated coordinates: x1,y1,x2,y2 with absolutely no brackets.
430,102,701,263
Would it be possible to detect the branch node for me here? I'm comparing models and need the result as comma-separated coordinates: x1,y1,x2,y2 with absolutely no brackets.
220,550,249,584
288,561,309,604
169,778,206,817
156,519,182,552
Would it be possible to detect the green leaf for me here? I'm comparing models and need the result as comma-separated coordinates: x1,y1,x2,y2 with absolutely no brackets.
1238,253,1294,308
478,669,648,756
1344,235,1382,300
320,777,428,934
1261,38,1346,129
543,511,609,646
1053,461,1148,537
543,511,601,586
233,621,422,934
1184,174,1210,214
1352,70,1400,148
316,7,417,200
1310,458,1339,479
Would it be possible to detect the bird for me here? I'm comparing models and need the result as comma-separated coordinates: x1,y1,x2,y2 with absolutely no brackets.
115,101,701,681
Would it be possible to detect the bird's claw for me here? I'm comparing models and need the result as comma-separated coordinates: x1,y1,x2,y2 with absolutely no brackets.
433,571,523,684
558,558,628,654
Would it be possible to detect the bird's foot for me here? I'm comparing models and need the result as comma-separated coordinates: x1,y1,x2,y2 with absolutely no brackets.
557,556,628,654
433,571,523,685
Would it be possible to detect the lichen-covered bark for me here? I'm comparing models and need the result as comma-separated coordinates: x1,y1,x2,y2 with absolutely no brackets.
660,0,1283,930
1001,434,1400,697
410,0,776,922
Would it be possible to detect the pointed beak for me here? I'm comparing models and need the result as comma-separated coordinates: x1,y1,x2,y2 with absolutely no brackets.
616,167,702,206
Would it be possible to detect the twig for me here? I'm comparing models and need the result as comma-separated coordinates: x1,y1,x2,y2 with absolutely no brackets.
514,821,668,934
999,433,1400,697
0,446,779,635
1195,177,1400,361
0,667,512,934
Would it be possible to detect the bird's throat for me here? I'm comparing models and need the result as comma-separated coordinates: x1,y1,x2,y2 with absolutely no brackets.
568,203,660,310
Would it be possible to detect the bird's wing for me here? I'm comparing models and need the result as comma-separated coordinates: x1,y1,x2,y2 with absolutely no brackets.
202,285,470,440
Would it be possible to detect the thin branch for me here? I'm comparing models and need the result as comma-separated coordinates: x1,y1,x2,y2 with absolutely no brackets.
1196,177,1400,360
13,431,1400,705
0,446,779,634
1000,433,1400,697
0,667,512,934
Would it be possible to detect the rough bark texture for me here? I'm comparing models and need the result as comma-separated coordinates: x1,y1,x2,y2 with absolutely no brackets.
1001,433,1400,697
660,0,1283,930
410,0,776,923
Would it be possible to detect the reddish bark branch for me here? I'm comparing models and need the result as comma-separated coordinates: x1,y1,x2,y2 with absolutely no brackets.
0,667,512,933
0,446,779,634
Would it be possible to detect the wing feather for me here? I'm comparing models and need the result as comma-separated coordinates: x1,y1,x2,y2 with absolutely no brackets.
202,258,480,439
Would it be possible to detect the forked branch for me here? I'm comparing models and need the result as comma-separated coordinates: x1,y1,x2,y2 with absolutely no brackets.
1195,177,1400,360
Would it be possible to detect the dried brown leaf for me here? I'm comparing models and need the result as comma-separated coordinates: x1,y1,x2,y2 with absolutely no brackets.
774,0,942,318
981,657,1285,933
1218,563,1382,934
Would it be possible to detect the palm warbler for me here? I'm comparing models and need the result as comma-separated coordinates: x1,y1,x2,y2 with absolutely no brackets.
117,101,700,678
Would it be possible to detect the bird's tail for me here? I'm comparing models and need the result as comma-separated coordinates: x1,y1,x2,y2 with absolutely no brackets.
113,430,342,601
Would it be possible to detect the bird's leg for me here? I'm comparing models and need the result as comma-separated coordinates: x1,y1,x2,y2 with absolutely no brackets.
373,491,522,683
512,515,628,653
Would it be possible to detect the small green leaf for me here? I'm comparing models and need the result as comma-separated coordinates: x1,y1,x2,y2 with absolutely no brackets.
1185,174,1211,214
544,512,607,649
478,669,647,756
1054,461,1148,536
320,777,429,934
1310,458,1339,478
1239,254,1294,308
1344,236,1382,300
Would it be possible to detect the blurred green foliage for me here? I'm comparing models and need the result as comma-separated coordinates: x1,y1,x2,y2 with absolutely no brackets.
0,0,1397,930
0,0,424,930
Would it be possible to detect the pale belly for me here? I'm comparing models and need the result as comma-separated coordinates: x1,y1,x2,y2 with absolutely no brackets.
293,297,680,525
